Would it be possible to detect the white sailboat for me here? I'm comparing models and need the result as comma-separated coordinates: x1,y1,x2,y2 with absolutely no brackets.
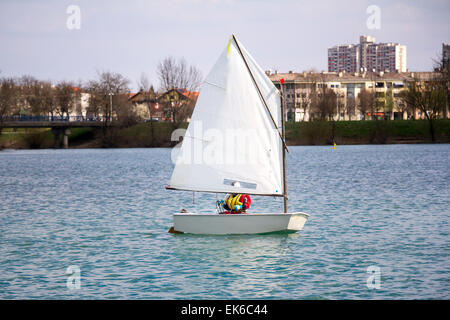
166,35,309,235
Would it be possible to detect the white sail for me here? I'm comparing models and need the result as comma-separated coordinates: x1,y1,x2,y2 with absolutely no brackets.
168,36,284,196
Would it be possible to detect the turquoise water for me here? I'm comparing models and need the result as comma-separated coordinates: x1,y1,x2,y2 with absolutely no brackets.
0,145,449,299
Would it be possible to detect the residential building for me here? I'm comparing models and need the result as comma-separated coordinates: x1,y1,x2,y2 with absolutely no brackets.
329,36,407,73
267,70,440,121
442,43,450,70
328,44,359,73
129,90,159,120
129,88,199,122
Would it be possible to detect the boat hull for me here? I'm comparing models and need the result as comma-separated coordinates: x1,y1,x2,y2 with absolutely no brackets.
172,212,309,235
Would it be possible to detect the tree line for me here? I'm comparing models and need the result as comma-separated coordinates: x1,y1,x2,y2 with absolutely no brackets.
1,55,449,142
0,56,203,134
282,59,449,142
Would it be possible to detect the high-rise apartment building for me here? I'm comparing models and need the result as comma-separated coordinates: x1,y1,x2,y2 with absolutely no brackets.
328,44,359,73
443,43,450,70
328,36,407,73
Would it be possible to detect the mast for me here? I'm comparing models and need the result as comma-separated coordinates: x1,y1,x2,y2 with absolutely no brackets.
232,34,288,212
280,81,287,213
231,34,289,153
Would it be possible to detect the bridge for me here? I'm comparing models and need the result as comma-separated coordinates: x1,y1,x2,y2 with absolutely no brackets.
1,116,115,148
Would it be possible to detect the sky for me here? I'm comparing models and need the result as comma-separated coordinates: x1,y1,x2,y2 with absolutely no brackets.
0,0,449,92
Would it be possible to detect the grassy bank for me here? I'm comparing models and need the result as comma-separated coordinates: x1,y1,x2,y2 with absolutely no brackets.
286,119,450,145
0,122,182,149
1,120,449,149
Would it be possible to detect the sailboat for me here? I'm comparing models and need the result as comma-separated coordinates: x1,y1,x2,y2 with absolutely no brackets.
166,35,309,235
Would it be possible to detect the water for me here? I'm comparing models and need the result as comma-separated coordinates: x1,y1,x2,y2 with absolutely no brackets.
0,145,449,299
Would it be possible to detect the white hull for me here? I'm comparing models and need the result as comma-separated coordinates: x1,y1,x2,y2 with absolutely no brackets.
171,212,309,235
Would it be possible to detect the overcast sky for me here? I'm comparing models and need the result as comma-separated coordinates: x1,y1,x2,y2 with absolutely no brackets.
0,0,449,91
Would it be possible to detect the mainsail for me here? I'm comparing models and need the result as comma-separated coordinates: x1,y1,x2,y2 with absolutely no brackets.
168,36,284,196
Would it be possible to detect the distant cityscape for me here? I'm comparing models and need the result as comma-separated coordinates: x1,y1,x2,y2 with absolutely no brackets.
263,38,449,122
328,36,407,73
1,36,449,127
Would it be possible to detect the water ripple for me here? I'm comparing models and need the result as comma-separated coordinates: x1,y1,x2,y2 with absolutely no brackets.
0,145,449,299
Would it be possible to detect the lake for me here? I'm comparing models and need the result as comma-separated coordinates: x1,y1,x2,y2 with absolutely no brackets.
0,144,449,299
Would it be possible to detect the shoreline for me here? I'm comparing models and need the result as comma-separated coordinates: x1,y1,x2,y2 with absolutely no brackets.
1,140,449,151
1,119,449,150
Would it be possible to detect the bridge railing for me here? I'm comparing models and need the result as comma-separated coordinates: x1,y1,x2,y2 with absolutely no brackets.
0,115,107,122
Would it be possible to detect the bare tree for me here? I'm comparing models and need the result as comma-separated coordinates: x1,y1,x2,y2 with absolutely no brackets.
384,89,395,120
157,57,202,92
143,85,158,121
24,80,55,117
304,72,319,121
86,71,131,123
55,81,75,118
337,93,345,121
0,77,19,134
300,92,311,121
17,75,38,116
314,85,337,120
400,77,447,142
84,71,131,147
346,96,356,120
23,78,41,115
157,56,202,125
137,72,150,92
85,82,104,119
358,89,375,120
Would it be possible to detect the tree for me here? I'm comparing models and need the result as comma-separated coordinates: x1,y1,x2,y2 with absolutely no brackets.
116,93,138,127
400,78,447,142
0,77,19,134
314,86,337,120
55,81,75,118
156,56,202,125
86,71,131,123
345,96,356,120
337,93,345,120
358,89,375,120
17,75,38,116
299,92,311,121
25,80,55,117
137,72,150,92
144,85,158,122
384,89,394,120
85,71,131,147
373,91,386,120
23,78,41,115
